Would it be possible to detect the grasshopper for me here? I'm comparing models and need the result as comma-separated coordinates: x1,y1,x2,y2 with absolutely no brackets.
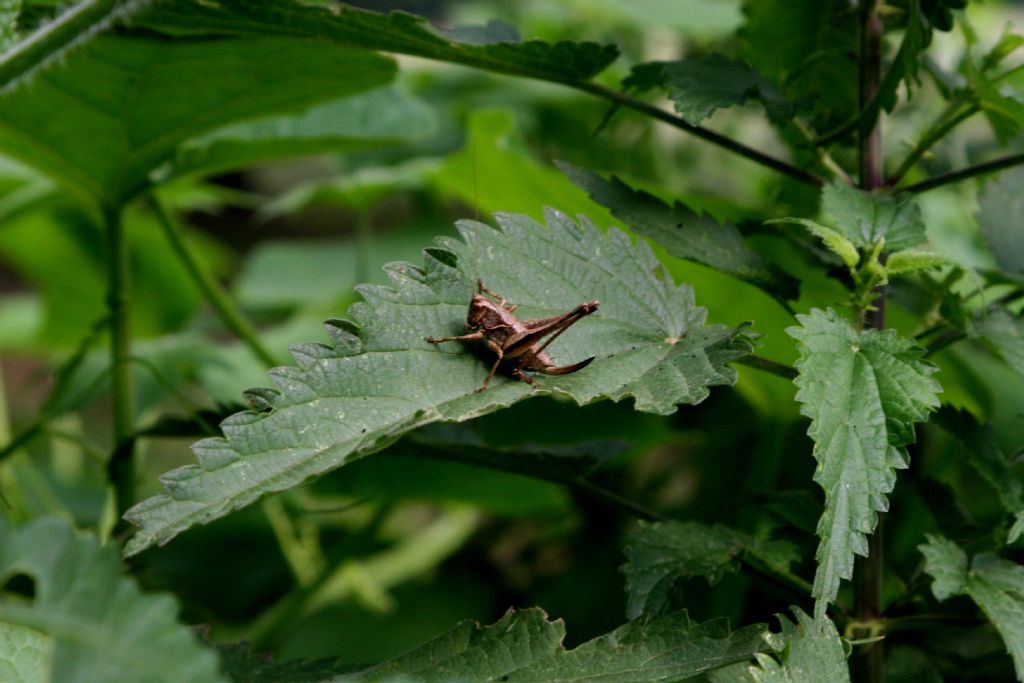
426,280,599,392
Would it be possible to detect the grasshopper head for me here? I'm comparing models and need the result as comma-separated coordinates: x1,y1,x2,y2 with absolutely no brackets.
466,294,492,328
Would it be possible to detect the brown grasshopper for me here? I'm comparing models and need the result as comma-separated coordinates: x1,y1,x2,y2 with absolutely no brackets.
426,280,599,392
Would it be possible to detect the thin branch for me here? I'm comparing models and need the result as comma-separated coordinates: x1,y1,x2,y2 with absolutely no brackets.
855,4,886,683
0,0,146,90
105,203,136,519
573,81,825,188
888,102,979,186
148,194,278,368
734,354,798,380
902,152,1024,194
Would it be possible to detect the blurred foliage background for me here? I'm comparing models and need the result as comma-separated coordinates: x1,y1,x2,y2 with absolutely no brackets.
1,0,1023,674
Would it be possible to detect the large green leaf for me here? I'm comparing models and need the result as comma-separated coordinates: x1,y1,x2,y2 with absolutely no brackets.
977,168,1024,280
0,516,225,683
139,0,619,85
622,520,798,620
788,309,940,616
0,4,395,205
165,86,437,181
124,209,751,555
338,607,768,682
559,162,797,301
920,535,1024,680
749,609,850,683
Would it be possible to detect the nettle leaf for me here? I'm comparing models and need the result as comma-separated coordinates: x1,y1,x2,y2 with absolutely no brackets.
559,162,798,301
140,0,618,84
659,54,798,125
124,209,752,555
920,535,1024,679
766,218,859,269
884,250,959,277
788,309,940,616
0,4,395,206
338,607,768,682
0,516,225,683
750,609,850,683
971,307,1024,377
978,168,1024,280
822,182,926,252
622,520,798,620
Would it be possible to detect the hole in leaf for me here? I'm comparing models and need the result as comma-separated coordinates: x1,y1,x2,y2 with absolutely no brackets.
1,573,37,603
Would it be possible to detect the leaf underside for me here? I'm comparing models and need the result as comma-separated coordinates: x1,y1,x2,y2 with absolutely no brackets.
138,0,619,84
822,182,926,252
124,209,751,555
788,309,940,616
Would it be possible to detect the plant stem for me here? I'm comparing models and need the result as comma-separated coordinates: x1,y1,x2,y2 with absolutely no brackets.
888,102,978,186
0,0,144,88
148,194,278,368
902,152,1024,194
734,354,798,380
573,81,825,188
105,203,136,520
855,3,886,682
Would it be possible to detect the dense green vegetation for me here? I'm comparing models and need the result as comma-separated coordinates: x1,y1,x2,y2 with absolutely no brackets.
1,1,1023,681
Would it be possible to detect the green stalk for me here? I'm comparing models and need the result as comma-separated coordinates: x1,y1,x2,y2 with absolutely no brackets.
0,0,144,88
148,194,278,368
903,152,1024,194
105,203,135,519
889,102,978,186
854,3,886,681
573,81,825,188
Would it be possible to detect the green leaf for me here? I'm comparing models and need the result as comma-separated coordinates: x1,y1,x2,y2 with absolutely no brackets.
920,535,1024,679
124,209,752,555
622,520,798,620
884,250,959,277
822,182,926,252
765,218,859,269
165,87,437,181
0,621,47,683
0,516,225,683
934,406,1024,524
140,0,619,84
788,309,941,616
978,168,1024,279
738,0,858,130
0,5,395,205
974,76,1024,145
435,110,614,223
659,54,798,125
559,162,798,301
972,307,1024,376
749,608,850,683
338,607,768,682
